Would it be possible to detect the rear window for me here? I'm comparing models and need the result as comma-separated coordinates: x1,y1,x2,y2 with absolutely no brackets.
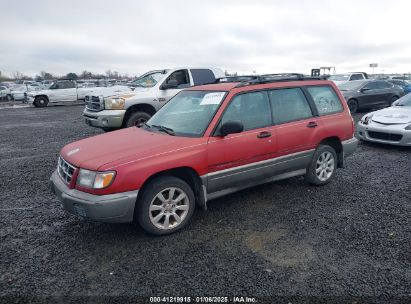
307,86,343,115
190,69,216,86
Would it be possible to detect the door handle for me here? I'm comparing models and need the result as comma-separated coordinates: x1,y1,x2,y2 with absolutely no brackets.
257,131,271,138
307,121,318,128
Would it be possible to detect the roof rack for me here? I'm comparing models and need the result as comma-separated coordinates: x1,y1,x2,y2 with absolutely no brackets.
214,75,259,83
234,73,328,88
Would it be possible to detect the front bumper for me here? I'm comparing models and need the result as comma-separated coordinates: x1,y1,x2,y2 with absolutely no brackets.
83,109,126,129
342,137,358,157
50,170,138,223
357,122,411,146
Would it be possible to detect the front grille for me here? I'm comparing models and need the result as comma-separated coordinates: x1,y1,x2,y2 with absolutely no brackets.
85,95,104,111
58,157,77,184
368,131,403,142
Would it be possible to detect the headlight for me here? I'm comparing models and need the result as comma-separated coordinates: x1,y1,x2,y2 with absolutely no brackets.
104,97,125,110
77,169,116,189
361,114,373,125
405,124,411,130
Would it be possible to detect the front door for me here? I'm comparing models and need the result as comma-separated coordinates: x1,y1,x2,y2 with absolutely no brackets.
207,91,275,194
156,70,191,106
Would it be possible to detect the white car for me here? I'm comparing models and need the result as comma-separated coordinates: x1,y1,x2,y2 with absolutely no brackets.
25,79,132,107
329,72,368,86
0,86,13,101
357,94,411,146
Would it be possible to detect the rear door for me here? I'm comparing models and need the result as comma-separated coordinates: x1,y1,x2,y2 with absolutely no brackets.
206,90,275,194
267,87,323,174
377,81,394,104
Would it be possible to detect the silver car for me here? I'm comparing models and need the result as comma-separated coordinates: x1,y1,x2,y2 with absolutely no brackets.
357,94,411,146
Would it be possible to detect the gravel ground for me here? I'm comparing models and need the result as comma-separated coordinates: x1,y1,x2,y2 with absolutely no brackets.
0,105,410,304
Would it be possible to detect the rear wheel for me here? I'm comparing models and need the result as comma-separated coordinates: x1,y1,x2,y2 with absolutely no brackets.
136,176,195,235
34,96,48,107
305,145,337,186
389,96,398,106
347,99,358,113
125,111,151,128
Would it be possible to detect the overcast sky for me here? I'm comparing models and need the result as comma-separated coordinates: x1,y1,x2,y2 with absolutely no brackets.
1,0,411,77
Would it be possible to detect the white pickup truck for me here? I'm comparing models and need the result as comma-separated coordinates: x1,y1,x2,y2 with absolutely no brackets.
83,67,224,131
25,80,131,107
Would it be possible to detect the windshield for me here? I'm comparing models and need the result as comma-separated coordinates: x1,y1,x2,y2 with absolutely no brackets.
329,74,350,81
146,90,226,137
395,94,411,107
131,71,166,88
338,80,366,91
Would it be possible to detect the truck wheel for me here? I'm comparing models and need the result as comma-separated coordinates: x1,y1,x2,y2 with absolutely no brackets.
125,111,151,128
305,145,337,186
6,94,13,101
136,176,195,235
34,96,48,107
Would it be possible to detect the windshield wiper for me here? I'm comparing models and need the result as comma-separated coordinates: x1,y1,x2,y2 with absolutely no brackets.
152,124,175,136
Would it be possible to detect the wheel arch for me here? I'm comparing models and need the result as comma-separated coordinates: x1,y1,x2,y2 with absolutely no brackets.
318,137,344,168
123,103,156,127
137,166,207,210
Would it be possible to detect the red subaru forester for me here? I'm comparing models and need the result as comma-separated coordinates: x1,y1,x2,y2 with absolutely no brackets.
50,74,358,235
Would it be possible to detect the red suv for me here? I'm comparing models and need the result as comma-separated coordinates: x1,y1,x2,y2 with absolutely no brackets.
50,74,358,235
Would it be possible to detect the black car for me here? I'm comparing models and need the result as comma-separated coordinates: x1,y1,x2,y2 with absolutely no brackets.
338,80,405,113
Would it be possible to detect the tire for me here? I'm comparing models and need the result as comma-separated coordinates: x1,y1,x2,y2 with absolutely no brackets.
305,145,337,186
102,127,117,132
34,96,48,107
6,94,13,101
125,111,151,128
347,99,358,113
389,96,398,106
136,176,195,235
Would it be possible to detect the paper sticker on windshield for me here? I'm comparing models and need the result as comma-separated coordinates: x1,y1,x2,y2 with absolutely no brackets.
200,92,225,105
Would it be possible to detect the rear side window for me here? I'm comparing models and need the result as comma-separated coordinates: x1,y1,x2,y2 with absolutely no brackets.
191,69,216,86
307,86,343,115
377,81,392,89
269,88,312,124
350,74,364,80
221,91,271,130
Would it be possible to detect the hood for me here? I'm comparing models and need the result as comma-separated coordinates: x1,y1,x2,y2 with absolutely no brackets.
61,127,201,170
371,107,411,124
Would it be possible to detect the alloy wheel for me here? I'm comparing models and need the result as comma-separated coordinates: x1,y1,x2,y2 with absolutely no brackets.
149,187,190,230
315,151,335,182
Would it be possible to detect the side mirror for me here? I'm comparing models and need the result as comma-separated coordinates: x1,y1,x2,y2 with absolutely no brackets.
360,87,370,93
220,121,244,137
161,79,178,90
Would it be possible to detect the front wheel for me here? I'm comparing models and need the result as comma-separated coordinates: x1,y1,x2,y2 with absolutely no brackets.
34,96,48,107
125,111,151,128
305,145,337,186
6,94,13,101
136,176,195,235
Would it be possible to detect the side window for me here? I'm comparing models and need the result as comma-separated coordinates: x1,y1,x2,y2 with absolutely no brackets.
65,81,76,89
165,70,190,89
350,74,364,81
363,82,378,90
377,81,391,89
307,86,343,115
269,88,312,124
220,91,271,131
190,69,216,85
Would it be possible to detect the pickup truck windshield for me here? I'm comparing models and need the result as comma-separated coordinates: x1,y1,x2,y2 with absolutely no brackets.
146,90,226,137
131,71,165,88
